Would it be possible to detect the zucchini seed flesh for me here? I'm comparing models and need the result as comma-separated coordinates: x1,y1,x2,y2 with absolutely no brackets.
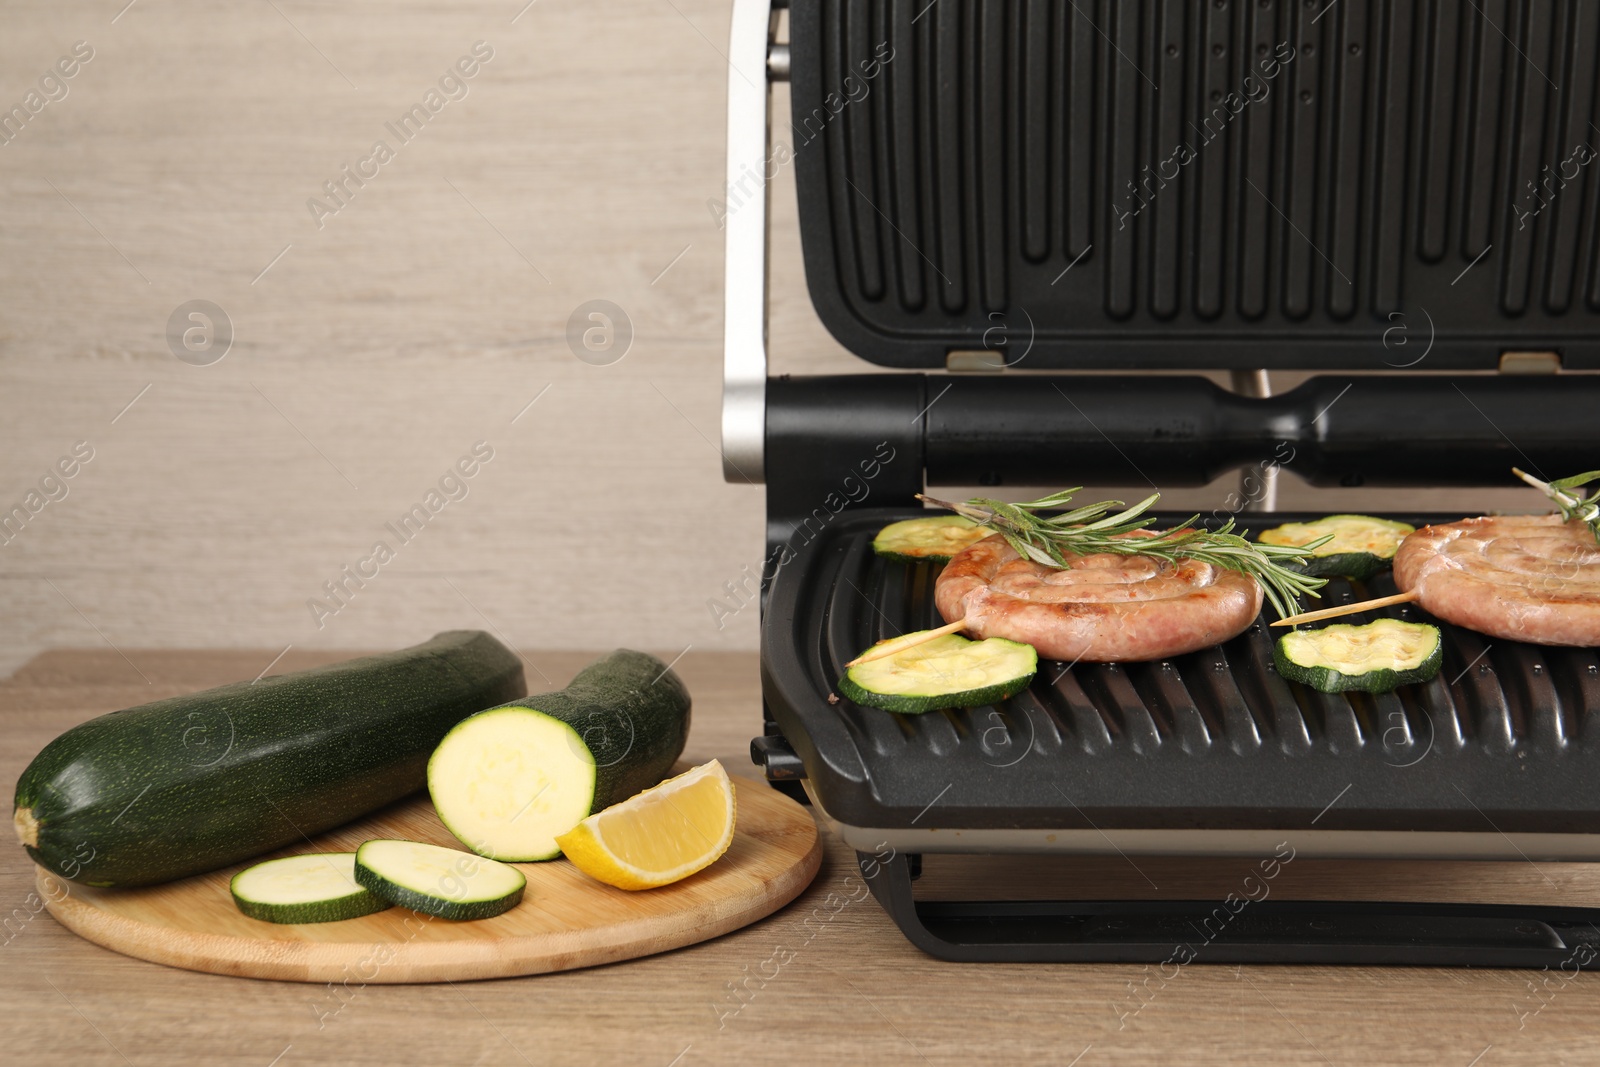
429,707,597,862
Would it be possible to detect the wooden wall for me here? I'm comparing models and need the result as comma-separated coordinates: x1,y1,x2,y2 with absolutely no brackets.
0,0,1530,678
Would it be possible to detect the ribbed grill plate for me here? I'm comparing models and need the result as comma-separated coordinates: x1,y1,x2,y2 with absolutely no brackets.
760,509,1600,832
789,0,1600,368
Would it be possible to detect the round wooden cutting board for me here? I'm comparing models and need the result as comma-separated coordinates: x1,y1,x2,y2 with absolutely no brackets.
36,772,822,983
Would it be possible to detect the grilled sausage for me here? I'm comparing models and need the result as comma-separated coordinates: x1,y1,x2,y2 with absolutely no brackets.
934,533,1263,662
1393,513,1600,646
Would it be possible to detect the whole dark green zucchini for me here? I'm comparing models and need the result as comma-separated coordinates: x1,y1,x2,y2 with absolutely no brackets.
14,630,524,888
428,649,692,860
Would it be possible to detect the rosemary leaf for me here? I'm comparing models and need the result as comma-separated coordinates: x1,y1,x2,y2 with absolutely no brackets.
1515,467,1600,542
917,489,1327,619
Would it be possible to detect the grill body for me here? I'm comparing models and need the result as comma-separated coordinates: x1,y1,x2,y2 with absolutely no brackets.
727,0,1600,965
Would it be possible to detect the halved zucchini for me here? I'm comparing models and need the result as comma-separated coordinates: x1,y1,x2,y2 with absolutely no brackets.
427,649,690,863
872,516,992,563
354,839,526,921
1274,618,1443,694
429,707,599,863
1257,514,1414,580
838,633,1037,713
230,852,391,925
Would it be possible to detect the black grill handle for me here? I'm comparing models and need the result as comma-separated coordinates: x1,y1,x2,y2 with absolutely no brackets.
929,373,1600,488
766,372,1600,497
860,851,1600,969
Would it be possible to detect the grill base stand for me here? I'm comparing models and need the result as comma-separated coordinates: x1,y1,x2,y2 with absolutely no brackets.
859,851,1600,969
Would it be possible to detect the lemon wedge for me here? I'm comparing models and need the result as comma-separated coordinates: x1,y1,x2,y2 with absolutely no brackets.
555,760,736,890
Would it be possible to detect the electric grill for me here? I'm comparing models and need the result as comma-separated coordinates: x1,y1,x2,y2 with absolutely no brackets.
725,0,1600,966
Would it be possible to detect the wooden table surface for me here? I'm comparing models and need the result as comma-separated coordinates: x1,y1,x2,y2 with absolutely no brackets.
8,648,1600,1066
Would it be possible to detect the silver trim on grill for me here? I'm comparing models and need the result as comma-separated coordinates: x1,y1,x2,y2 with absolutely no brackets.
720,0,778,483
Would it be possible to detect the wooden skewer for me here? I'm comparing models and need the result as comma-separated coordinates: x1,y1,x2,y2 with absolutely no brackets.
852,588,1420,659
1270,589,1420,627
850,585,1417,659
845,618,970,667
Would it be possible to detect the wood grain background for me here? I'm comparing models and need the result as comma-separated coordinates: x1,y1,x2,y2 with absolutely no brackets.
0,0,1538,676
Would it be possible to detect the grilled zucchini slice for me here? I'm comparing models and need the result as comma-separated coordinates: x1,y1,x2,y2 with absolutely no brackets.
872,516,992,563
1257,514,1414,580
1274,618,1443,694
838,633,1037,713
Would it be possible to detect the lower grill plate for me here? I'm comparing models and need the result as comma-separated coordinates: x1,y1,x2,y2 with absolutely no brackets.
761,509,1600,839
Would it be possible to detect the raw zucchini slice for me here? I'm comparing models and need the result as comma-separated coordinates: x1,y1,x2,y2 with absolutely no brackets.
1274,618,1443,694
353,839,525,921
838,633,1037,714
230,852,391,925
1257,514,1415,580
872,516,992,563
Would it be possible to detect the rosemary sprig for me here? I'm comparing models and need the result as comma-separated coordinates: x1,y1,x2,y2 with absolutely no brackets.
917,488,1328,620
1514,467,1600,543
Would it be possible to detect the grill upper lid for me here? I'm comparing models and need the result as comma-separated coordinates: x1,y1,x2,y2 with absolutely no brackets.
789,0,1600,370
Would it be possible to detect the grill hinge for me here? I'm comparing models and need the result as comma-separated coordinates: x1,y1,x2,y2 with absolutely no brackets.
945,350,1006,373
1499,350,1563,374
